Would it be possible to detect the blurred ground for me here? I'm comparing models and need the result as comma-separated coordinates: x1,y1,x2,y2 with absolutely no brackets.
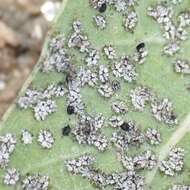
0,0,60,118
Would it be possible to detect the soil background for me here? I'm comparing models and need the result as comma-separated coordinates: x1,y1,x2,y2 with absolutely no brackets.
0,0,58,118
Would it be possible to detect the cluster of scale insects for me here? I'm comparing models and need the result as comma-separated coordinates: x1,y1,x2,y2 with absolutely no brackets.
147,0,190,76
1,0,190,189
90,0,139,32
0,132,50,189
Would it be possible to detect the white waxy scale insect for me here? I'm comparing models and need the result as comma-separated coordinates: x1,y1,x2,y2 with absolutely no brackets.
130,86,152,111
37,129,54,149
66,155,95,174
94,15,107,29
112,100,127,114
104,45,116,60
112,56,138,82
77,67,89,87
98,83,114,98
147,5,173,25
0,133,17,154
174,59,190,74
85,49,100,66
114,0,127,12
42,84,66,99
0,133,16,168
146,128,161,145
87,71,98,87
175,27,188,41
90,0,106,9
159,147,184,176
112,60,123,78
90,134,108,151
0,151,9,168
151,98,177,125
118,150,157,171
164,42,180,56
34,99,57,121
21,130,33,145
108,115,124,128
3,168,20,185
99,65,109,83
178,11,190,28
18,89,42,109
42,34,71,73
124,11,138,32
106,0,137,10
22,174,49,190
77,67,98,87
73,20,82,33
163,22,177,40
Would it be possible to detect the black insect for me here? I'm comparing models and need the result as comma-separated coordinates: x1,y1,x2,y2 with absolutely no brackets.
99,3,107,13
136,42,145,52
65,73,72,84
62,125,71,136
120,122,130,131
170,112,177,121
67,105,75,115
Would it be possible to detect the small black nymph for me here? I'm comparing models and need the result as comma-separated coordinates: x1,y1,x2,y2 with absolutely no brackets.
120,122,130,131
99,3,107,13
67,105,75,115
136,42,145,52
62,125,71,136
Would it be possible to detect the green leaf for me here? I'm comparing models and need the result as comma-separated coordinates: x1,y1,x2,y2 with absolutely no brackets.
1,0,190,190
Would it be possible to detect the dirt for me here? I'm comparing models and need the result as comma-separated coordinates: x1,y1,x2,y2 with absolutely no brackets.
0,0,52,118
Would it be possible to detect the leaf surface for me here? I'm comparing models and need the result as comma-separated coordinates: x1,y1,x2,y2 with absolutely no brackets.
1,0,190,190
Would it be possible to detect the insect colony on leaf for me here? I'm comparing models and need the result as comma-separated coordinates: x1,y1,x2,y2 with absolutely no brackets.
2,0,190,189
